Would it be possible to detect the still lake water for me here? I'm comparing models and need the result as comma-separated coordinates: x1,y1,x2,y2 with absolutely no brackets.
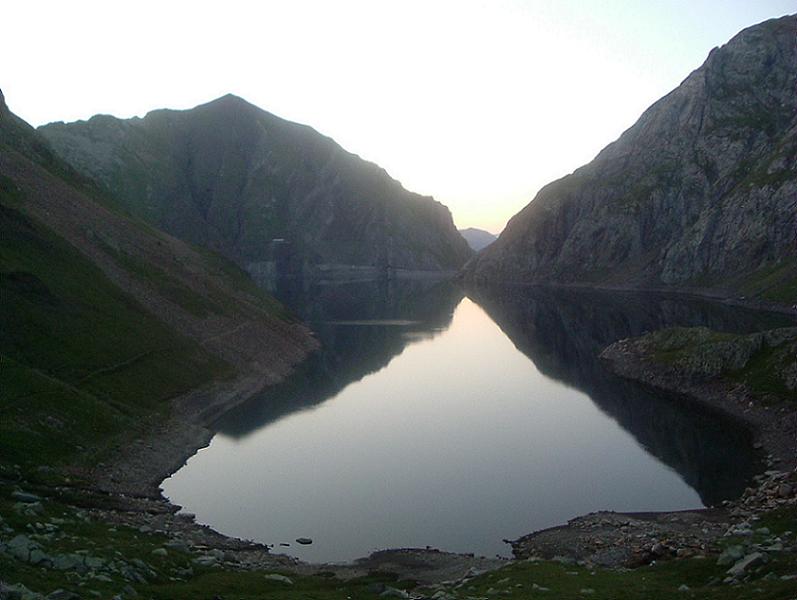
163,280,792,563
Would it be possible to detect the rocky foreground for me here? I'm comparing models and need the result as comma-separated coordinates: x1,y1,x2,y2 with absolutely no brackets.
2,326,797,598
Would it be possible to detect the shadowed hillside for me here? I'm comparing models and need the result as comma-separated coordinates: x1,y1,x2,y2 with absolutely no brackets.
40,95,472,277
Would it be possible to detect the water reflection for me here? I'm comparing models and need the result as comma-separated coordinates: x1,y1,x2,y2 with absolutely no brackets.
216,278,463,438
466,285,792,506
164,280,793,563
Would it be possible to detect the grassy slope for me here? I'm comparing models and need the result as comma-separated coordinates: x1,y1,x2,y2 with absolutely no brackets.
0,101,301,479
0,197,230,471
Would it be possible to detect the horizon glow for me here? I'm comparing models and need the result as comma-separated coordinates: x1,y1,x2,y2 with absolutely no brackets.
3,1,793,233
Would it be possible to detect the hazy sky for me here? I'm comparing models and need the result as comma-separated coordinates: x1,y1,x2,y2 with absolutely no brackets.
3,1,794,232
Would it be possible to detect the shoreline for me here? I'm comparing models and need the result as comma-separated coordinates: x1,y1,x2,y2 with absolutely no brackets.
463,277,797,317
8,293,796,586
599,331,797,473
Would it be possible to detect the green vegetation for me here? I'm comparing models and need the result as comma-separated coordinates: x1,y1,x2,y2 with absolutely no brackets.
649,327,739,363
456,540,797,600
731,341,795,399
645,327,796,401
0,199,231,473
99,240,224,318
738,259,797,304
2,480,795,599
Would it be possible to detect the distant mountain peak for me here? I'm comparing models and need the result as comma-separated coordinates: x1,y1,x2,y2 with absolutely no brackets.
210,92,251,107
459,227,497,252
0,88,8,116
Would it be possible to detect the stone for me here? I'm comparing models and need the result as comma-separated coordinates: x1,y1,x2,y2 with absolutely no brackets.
164,541,190,554
192,555,218,567
14,502,43,516
727,552,766,578
84,556,105,570
763,542,784,552
717,545,745,566
151,548,168,557
532,583,550,591
28,548,52,567
1,582,43,600
264,574,294,585
678,584,690,592
7,535,38,562
295,537,313,545
46,591,81,600
777,484,793,498
52,553,86,572
11,491,41,504
379,587,409,599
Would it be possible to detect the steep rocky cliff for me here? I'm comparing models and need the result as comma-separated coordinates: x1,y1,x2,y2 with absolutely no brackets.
39,95,472,275
468,16,797,303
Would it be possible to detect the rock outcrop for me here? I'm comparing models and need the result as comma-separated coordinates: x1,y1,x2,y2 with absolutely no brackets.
39,95,472,275
468,15,797,303
601,326,797,470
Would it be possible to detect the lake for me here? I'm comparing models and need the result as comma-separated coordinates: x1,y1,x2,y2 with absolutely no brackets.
162,279,791,563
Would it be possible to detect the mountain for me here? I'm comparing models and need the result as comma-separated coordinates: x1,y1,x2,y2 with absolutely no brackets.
0,89,316,480
39,95,472,277
459,227,497,251
467,15,797,304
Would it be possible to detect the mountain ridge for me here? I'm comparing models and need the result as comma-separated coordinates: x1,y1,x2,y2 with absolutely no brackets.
39,95,473,276
467,15,797,305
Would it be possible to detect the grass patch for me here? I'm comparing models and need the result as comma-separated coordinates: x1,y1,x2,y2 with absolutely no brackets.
0,200,231,471
737,259,797,305
730,342,796,399
1,481,795,600
456,553,797,599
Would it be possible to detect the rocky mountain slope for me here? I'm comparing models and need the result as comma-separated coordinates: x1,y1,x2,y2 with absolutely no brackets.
0,89,316,481
468,15,797,304
39,95,472,276
459,227,497,251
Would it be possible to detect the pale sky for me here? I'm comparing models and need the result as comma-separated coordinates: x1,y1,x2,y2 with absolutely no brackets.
3,1,794,233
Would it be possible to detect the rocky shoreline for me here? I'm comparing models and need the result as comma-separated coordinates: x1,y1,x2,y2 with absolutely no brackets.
79,324,797,576
599,327,797,472
3,320,797,598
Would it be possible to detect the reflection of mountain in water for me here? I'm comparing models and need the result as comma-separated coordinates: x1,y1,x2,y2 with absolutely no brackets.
215,278,463,438
467,285,794,507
